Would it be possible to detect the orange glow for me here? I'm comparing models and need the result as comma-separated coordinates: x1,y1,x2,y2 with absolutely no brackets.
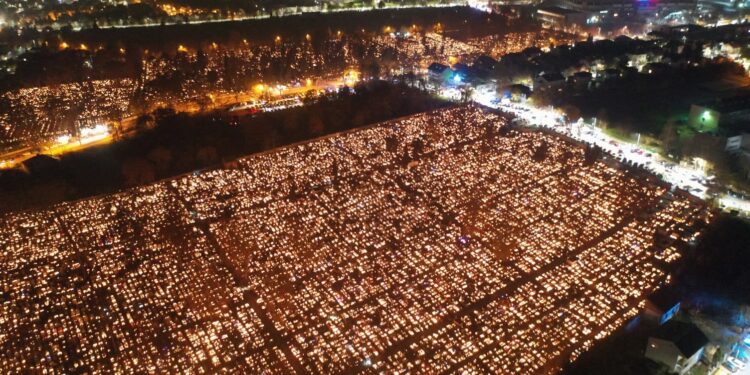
344,70,360,85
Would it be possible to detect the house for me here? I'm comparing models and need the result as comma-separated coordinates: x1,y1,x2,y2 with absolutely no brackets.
644,288,681,325
474,55,498,72
427,63,452,83
645,321,709,375
536,6,588,31
690,93,750,133
570,71,592,90
642,62,670,76
534,72,565,92
22,154,60,174
725,133,750,179
601,68,620,81
452,63,472,83
499,84,532,102
726,133,750,153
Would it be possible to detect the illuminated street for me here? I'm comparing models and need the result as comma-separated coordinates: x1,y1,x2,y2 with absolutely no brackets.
472,94,750,217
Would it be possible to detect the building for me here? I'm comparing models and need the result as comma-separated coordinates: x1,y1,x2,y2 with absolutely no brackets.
644,288,681,325
570,71,593,90
427,63,452,83
725,133,750,179
642,62,671,76
474,55,498,72
452,63,473,83
536,6,588,30
499,84,532,102
534,72,566,91
698,0,750,12
597,68,621,82
689,93,750,133
558,0,696,12
645,321,709,375
726,133,750,153
635,0,698,12
21,154,60,174
556,0,632,12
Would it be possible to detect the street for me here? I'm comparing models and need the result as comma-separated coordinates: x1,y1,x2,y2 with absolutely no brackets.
471,91,750,217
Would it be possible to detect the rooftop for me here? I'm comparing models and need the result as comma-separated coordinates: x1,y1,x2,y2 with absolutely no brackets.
537,6,584,15
653,321,709,357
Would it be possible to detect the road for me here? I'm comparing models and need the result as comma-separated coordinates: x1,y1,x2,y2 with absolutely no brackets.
470,91,750,216
74,3,468,31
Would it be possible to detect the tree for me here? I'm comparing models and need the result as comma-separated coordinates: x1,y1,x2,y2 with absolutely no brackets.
362,60,381,80
659,120,679,157
561,105,581,123
459,86,474,103
121,157,155,186
307,114,325,136
135,114,155,131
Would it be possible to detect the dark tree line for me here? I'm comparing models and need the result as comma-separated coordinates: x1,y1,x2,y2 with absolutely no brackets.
0,81,448,213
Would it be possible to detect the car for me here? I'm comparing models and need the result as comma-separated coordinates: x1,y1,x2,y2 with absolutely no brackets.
725,358,746,373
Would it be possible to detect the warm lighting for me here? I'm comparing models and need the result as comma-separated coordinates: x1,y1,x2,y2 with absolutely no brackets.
177,45,188,53
344,70,360,85
0,107,708,374
56,135,71,145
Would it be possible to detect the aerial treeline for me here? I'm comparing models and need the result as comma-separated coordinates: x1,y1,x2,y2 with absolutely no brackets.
0,6,517,91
